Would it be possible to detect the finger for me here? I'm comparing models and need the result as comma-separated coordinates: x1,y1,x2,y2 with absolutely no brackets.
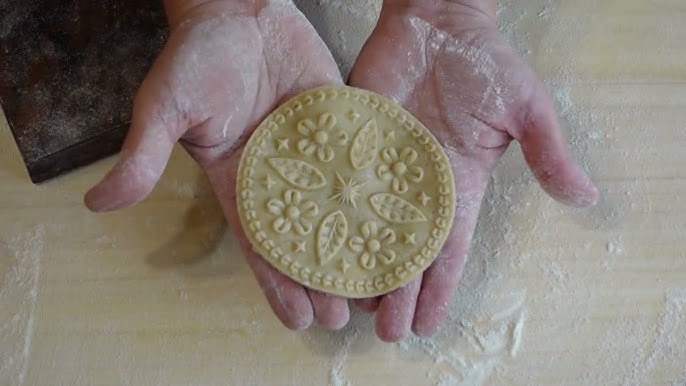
227,194,315,331
375,277,422,342
306,289,350,330
412,212,476,337
85,92,183,213
516,85,599,207
220,153,314,331
413,156,490,337
354,297,381,313
243,242,315,331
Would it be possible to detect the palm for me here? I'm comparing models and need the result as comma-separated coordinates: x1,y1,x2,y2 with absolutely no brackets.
349,8,598,341
86,2,350,330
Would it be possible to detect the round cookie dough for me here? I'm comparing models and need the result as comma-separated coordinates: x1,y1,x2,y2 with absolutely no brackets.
236,86,456,298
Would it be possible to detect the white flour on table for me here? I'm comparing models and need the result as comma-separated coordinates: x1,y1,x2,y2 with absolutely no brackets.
1,0,681,384
0,226,45,386
298,0,679,384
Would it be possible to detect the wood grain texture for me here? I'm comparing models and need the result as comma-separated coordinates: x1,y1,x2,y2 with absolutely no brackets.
0,0,167,182
0,0,685,384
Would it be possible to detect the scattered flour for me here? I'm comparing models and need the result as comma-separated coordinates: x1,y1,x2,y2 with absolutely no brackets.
327,326,358,386
399,291,528,385
294,0,380,79
0,226,45,386
299,0,675,384
629,289,686,384
606,237,624,255
585,289,686,385
0,0,678,384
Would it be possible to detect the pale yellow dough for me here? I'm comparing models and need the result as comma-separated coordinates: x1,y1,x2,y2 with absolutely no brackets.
236,86,456,298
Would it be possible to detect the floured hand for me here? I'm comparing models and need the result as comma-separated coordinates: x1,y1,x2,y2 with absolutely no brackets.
85,0,351,331
349,0,599,342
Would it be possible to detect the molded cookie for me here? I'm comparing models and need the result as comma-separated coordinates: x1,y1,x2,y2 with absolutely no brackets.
236,86,456,298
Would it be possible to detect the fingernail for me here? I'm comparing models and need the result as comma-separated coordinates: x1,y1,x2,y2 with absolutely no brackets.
84,188,120,213
565,184,599,208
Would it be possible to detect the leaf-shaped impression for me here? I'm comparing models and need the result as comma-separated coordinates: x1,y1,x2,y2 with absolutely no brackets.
268,158,326,190
370,193,428,223
316,211,348,266
349,118,378,170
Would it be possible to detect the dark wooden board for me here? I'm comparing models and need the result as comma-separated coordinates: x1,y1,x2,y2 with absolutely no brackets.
0,0,168,183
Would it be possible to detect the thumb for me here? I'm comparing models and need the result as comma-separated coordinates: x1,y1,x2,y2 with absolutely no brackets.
84,92,186,212
516,84,599,207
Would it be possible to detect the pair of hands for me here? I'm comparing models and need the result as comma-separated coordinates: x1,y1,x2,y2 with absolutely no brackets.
85,0,598,342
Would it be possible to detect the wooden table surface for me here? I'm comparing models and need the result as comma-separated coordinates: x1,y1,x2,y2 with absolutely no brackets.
1,1,685,384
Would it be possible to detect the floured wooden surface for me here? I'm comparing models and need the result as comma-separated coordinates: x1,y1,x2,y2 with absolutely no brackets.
1,0,685,384
0,0,167,182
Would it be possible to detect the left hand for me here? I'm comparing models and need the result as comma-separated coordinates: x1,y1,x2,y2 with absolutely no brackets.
348,0,599,341
85,0,351,331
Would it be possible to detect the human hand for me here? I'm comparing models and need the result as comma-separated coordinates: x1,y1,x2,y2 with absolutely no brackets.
348,0,599,341
85,0,352,331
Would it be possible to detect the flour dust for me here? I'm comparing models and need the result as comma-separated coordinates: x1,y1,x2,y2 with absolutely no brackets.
294,0,680,384
0,0,679,384
0,226,45,386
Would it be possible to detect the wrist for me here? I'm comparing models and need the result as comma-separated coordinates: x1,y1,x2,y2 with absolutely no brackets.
382,0,497,23
163,0,261,30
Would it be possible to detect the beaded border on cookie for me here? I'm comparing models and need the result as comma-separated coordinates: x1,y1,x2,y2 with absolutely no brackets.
236,86,456,298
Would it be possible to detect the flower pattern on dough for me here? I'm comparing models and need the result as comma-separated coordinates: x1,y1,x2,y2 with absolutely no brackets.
348,221,396,270
267,189,318,235
377,147,424,194
297,113,348,162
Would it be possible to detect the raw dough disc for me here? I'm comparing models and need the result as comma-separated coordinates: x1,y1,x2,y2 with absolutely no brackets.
236,86,456,298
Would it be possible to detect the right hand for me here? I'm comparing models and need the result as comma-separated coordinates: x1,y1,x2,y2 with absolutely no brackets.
348,0,598,341
85,0,351,331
